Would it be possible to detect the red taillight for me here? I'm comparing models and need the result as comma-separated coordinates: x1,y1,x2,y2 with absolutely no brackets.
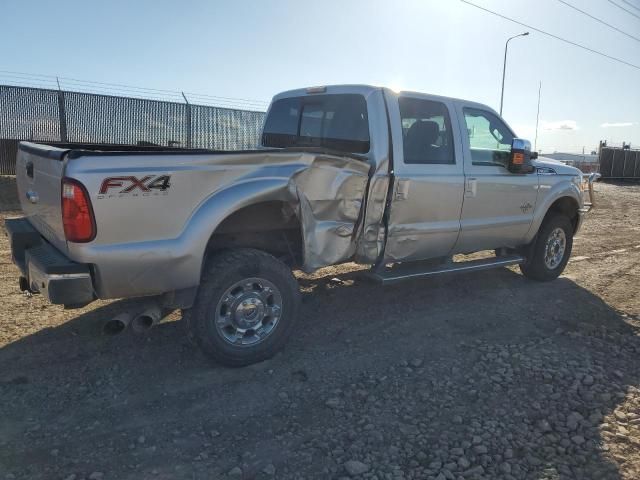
61,178,96,242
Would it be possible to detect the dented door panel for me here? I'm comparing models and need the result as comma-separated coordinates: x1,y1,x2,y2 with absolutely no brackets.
382,92,466,263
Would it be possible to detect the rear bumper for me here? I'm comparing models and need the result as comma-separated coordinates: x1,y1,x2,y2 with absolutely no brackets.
4,217,95,307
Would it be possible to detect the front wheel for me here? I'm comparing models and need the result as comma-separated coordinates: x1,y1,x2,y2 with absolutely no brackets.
183,248,300,367
520,214,574,282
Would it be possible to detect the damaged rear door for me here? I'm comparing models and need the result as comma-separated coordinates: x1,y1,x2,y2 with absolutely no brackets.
383,93,465,262
291,154,370,270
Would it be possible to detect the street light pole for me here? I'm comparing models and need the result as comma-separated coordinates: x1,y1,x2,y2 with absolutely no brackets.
499,32,529,116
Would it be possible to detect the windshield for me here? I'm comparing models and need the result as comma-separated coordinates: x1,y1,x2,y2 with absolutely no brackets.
262,94,370,154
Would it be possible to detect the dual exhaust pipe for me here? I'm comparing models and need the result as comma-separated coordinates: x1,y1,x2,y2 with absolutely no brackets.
102,305,164,336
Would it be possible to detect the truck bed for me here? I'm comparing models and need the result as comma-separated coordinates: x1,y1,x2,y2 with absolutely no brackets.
14,141,373,299
18,141,274,161
18,142,368,161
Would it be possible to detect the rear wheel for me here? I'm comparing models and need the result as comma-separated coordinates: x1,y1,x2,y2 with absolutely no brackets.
184,248,300,367
520,214,573,281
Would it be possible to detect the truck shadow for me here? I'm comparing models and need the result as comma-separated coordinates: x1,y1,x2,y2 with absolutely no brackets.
1,267,638,479
0,175,20,211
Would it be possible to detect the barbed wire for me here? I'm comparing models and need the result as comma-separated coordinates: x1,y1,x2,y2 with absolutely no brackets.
0,70,270,111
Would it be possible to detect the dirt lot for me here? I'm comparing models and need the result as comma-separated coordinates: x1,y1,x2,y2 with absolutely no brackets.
0,176,639,480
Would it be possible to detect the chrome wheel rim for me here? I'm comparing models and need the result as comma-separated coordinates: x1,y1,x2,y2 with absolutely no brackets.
544,227,566,270
214,277,282,347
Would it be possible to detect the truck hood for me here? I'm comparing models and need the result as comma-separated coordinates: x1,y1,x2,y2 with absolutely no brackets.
533,157,582,176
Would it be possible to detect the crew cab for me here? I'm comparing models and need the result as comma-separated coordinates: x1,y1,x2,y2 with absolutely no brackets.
5,85,599,366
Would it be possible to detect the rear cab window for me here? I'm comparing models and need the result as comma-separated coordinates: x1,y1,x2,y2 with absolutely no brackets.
262,94,370,154
399,97,455,165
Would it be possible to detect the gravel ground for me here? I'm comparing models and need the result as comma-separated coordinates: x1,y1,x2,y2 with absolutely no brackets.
0,176,639,480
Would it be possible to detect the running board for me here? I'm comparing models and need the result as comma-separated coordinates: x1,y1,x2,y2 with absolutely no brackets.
366,255,525,285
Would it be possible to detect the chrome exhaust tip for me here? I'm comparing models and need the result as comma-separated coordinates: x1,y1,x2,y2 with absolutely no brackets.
131,306,162,334
103,312,134,335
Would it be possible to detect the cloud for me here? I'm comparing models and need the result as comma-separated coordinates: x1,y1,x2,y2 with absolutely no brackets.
600,122,635,128
511,124,536,139
542,120,578,131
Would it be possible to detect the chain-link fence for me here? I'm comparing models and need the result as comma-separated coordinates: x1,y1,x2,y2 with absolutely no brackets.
599,147,640,180
0,85,266,175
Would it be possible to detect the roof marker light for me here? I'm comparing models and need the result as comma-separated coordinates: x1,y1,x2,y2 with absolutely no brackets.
306,86,326,94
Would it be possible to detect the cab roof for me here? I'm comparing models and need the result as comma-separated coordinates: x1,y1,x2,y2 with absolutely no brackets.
271,84,498,116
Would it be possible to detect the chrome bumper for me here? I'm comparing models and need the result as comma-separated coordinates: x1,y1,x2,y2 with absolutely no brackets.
579,172,601,214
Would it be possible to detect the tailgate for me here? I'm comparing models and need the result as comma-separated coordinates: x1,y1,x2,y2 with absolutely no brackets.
15,142,70,253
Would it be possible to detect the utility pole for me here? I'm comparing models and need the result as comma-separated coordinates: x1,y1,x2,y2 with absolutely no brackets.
534,81,541,152
500,32,529,116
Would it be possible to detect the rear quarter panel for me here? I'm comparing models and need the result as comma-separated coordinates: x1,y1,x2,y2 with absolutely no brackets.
65,151,369,299
65,152,261,245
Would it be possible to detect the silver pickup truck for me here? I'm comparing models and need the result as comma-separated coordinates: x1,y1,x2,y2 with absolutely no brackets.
6,85,599,366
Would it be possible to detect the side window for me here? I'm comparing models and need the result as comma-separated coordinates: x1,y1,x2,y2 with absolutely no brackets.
463,108,514,167
399,97,455,165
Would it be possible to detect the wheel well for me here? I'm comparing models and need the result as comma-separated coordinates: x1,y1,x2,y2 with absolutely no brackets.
206,201,303,267
545,196,580,232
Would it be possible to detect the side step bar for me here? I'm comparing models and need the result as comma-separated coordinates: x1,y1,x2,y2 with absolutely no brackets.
366,254,525,285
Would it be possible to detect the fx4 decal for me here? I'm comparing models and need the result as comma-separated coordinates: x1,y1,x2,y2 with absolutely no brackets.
98,175,171,198
520,201,533,213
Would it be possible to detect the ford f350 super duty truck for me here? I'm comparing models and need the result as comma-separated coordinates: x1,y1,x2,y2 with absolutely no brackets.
5,85,599,366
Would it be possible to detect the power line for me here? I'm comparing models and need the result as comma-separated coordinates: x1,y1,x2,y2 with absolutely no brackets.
178,92,268,107
557,0,640,43
460,0,640,70
607,0,640,20
620,0,640,13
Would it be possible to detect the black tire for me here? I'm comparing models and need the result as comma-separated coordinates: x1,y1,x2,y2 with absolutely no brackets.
520,214,573,281
183,248,300,367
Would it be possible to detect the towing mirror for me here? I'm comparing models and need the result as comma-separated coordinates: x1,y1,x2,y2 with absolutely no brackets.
508,138,536,174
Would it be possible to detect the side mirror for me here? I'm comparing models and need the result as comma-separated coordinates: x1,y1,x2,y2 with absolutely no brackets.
508,138,536,174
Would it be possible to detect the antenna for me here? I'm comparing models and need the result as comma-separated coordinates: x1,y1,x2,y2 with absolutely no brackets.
534,81,542,152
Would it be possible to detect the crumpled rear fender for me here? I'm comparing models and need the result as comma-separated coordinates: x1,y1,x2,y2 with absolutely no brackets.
192,153,371,277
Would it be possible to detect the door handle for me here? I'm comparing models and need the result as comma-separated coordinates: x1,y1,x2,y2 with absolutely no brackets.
465,178,477,197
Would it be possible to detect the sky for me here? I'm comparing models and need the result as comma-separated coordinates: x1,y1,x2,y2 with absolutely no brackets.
2,0,639,153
